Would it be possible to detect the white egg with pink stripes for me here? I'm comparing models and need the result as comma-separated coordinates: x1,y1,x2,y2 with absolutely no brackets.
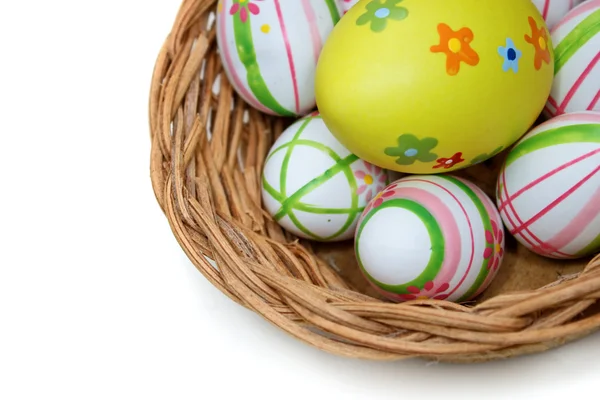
545,0,600,117
355,175,505,303
496,111,600,259
531,0,583,29
215,0,341,117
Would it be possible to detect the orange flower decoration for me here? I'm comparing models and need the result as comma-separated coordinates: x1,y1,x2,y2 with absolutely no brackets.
431,23,479,76
524,16,551,70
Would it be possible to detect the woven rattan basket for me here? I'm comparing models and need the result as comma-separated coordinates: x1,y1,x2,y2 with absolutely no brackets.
149,0,600,362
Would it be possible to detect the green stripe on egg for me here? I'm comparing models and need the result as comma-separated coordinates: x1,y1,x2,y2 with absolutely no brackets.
505,123,600,168
324,0,341,25
554,9,600,75
355,199,445,294
232,8,295,116
279,117,313,195
262,115,362,240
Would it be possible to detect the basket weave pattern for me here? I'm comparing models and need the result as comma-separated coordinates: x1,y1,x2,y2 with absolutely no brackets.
149,0,600,362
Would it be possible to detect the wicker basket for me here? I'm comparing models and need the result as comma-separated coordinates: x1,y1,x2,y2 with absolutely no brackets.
149,0,600,362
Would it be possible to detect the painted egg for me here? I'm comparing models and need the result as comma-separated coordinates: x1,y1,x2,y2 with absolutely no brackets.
315,0,555,174
355,175,505,303
261,112,388,242
339,0,359,13
532,0,583,29
496,111,600,259
544,0,600,118
216,0,342,117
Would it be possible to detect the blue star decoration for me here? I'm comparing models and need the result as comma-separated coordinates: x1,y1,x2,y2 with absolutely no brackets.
498,38,522,73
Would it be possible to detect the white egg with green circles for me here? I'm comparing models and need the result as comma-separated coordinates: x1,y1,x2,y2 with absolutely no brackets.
261,113,388,242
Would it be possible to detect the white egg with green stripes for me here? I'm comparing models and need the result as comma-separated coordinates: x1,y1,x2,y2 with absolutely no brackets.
261,113,388,242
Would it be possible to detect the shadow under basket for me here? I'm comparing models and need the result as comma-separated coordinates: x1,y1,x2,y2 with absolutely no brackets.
149,0,600,363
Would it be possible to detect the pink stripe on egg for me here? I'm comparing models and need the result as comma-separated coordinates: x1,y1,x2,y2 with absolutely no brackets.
588,90,600,110
551,0,600,34
499,169,571,257
399,182,471,297
555,52,600,115
218,4,272,114
300,0,323,64
544,103,556,117
498,148,600,213
510,164,600,236
499,149,600,259
455,178,503,296
547,96,559,110
545,185,600,252
274,0,300,114
545,111,600,124
542,0,550,20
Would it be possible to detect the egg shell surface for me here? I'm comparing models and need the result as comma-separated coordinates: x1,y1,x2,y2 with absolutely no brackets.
545,0,600,117
261,113,388,242
355,175,505,303
315,0,555,174
496,111,600,259
216,0,341,117
532,0,583,29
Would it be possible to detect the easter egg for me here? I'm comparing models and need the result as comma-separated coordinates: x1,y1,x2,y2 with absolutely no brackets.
315,0,555,174
216,0,342,117
531,0,583,29
355,175,505,303
544,0,600,118
496,111,600,259
261,113,388,242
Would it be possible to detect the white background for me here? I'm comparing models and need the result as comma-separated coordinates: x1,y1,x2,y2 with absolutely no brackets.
0,1,599,399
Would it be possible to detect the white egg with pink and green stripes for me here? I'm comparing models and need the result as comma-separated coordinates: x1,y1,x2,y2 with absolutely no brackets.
531,0,583,29
355,175,504,303
545,0,600,117
215,0,341,117
496,111,600,259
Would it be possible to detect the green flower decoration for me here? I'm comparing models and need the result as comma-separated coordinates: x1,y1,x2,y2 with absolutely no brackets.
470,146,504,166
356,0,409,32
384,134,438,166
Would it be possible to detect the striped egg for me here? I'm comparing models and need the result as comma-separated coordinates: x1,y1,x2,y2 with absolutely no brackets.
544,0,600,117
261,112,388,242
355,175,504,303
531,0,583,29
215,0,341,117
496,111,600,259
